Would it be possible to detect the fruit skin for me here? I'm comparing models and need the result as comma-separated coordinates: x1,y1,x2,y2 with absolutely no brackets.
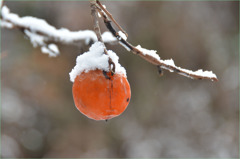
72,69,131,120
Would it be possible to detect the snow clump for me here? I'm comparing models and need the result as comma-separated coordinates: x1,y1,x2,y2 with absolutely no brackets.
69,42,126,82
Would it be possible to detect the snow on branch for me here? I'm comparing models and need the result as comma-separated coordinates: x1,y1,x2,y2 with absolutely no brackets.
96,1,218,81
0,5,117,57
1,3,218,81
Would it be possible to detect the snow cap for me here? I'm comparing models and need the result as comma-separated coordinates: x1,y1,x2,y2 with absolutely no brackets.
69,42,126,82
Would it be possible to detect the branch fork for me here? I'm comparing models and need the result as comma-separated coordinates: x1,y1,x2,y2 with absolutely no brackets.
0,1,218,81
95,0,218,81
90,0,115,74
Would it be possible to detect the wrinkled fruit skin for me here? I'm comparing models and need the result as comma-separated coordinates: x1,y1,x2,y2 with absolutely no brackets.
72,69,131,120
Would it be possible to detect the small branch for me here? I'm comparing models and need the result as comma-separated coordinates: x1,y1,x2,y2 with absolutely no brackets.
97,5,218,81
0,5,117,56
90,0,115,73
90,0,103,42
1,6,96,44
96,0,128,37
0,0,3,8
0,4,218,81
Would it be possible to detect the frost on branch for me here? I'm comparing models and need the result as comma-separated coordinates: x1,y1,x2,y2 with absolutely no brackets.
41,44,60,57
0,6,117,57
96,3,218,81
24,30,59,57
136,45,160,61
1,2,218,82
136,45,217,80
69,42,126,82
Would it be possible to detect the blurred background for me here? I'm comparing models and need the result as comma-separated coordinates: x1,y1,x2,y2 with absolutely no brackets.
1,1,239,158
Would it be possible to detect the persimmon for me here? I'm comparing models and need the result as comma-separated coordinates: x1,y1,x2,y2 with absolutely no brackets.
72,69,131,121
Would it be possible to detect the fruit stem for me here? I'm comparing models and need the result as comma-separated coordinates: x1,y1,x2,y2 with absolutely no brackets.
90,0,115,74
90,0,103,42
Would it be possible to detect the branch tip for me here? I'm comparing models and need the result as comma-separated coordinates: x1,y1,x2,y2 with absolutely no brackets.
97,1,218,82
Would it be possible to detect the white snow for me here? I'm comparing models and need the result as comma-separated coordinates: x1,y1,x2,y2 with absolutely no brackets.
97,11,101,18
98,4,106,17
162,59,175,66
24,30,59,57
179,68,217,79
1,6,96,43
69,42,126,82
160,59,217,79
118,31,127,41
1,5,217,80
0,21,13,29
48,44,59,54
1,5,10,17
195,70,216,78
136,45,160,61
119,41,131,51
135,45,217,79
102,31,117,43
1,6,117,47
41,44,59,57
24,30,45,47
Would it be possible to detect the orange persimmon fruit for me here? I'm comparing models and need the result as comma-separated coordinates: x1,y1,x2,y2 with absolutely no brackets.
72,69,131,120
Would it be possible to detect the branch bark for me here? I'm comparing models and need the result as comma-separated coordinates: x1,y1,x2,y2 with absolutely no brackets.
96,1,218,81
90,0,103,42
0,6,117,46
96,0,128,37
1,3,218,81
90,0,115,73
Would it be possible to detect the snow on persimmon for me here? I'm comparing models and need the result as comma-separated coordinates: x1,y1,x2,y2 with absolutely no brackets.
69,42,131,120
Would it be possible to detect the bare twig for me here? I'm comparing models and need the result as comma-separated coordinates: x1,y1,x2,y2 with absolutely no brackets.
1,3,218,81
90,0,103,42
0,5,117,48
90,0,115,73
96,0,128,38
97,5,218,81
0,0,3,8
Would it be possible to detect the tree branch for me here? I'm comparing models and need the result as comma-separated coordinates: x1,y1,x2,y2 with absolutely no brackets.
96,1,218,81
90,0,103,42
1,3,218,81
90,0,115,73
96,0,128,38
0,5,117,56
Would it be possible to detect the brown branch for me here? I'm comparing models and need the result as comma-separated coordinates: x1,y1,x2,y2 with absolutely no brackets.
1,19,95,46
90,0,103,42
1,4,218,81
90,0,115,73
97,5,218,82
1,5,118,48
96,0,128,37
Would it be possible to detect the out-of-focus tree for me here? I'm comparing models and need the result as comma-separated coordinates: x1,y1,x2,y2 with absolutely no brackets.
1,1,238,158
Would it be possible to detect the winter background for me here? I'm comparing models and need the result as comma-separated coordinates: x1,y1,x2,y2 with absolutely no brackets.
1,1,239,158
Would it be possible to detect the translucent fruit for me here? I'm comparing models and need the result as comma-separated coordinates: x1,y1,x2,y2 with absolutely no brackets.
72,69,131,120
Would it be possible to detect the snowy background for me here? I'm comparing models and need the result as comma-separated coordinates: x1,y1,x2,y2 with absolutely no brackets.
1,1,239,158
